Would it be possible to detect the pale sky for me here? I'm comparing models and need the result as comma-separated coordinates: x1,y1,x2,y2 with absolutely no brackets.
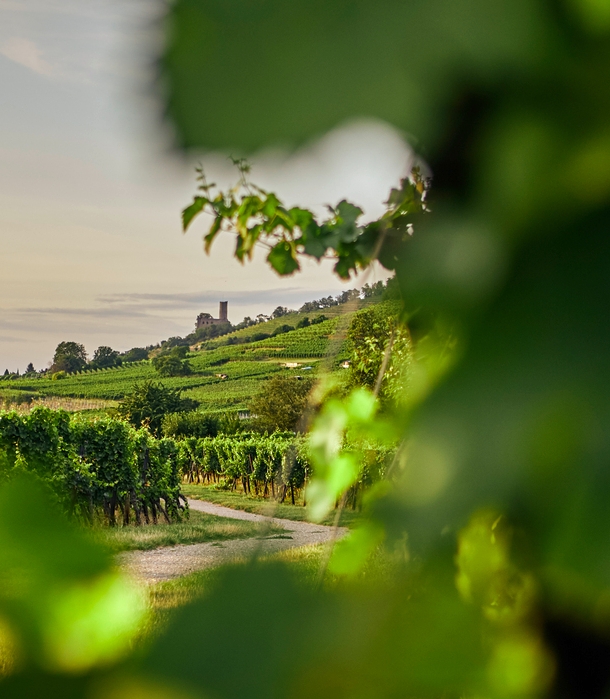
0,0,412,372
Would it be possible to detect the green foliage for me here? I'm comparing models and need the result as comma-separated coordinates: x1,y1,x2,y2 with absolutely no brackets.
347,303,412,405
0,475,144,674
307,388,397,521
90,346,121,370
0,409,186,527
152,346,192,377
117,381,198,437
145,559,491,699
161,0,544,154
178,431,388,510
150,2,610,698
51,341,87,374
250,374,314,432
8,2,610,692
194,321,232,341
271,306,291,318
271,323,294,336
152,354,191,377
183,162,429,279
162,411,219,439
121,347,148,363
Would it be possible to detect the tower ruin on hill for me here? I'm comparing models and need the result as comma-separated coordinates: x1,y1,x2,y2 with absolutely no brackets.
196,301,229,328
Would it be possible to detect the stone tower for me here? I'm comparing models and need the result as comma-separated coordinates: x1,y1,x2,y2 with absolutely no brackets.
219,301,228,322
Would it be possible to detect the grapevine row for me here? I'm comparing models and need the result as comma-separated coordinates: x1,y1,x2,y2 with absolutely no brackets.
0,407,184,525
0,407,393,520
178,433,392,508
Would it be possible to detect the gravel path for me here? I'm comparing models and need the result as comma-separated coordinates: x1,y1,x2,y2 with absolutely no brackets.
118,499,347,583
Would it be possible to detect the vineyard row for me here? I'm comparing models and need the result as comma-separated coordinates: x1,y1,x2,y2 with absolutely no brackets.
0,407,393,522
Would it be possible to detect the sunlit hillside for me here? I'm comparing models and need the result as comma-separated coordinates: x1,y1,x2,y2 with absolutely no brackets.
0,299,391,415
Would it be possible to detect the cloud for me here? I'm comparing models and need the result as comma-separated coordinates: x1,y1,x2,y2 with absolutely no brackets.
97,288,332,310
0,37,53,76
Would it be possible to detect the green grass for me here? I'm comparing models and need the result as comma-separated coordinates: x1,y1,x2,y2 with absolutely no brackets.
182,484,361,529
95,509,284,552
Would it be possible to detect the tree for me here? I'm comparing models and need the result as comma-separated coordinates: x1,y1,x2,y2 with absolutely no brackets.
250,375,314,432
248,332,270,342
233,316,256,331
194,322,232,341
271,324,294,336
152,346,192,377
90,346,121,369
24,363,35,374
361,280,385,298
122,347,148,363
117,381,198,437
272,306,290,318
153,355,191,377
51,341,87,374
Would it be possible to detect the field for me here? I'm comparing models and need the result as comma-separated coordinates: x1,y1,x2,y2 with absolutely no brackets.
0,305,367,414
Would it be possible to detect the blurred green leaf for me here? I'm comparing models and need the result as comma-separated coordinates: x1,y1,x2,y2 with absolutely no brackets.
567,0,610,32
0,475,144,672
161,0,549,152
385,209,610,617
266,240,300,275
328,521,385,576
141,560,489,699
181,196,206,231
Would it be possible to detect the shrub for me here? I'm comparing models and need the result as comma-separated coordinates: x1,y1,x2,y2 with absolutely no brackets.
272,324,295,336
117,381,198,437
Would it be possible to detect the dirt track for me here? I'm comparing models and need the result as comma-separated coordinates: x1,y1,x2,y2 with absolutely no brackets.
118,498,347,583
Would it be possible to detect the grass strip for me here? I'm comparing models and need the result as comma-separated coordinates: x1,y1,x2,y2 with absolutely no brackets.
182,484,361,528
96,509,284,552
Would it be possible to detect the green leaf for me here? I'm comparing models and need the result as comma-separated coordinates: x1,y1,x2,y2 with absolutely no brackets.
287,207,313,230
0,475,144,671
262,193,280,218
328,521,385,576
235,224,263,261
203,214,224,253
307,453,360,521
300,223,329,259
266,240,300,275
182,196,206,231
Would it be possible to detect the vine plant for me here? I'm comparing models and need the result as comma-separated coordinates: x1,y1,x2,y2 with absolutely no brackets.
182,159,431,279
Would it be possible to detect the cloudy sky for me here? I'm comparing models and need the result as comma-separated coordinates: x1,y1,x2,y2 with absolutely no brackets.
0,0,412,372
